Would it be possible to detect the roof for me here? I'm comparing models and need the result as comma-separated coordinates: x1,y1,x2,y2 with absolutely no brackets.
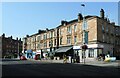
57,15,96,28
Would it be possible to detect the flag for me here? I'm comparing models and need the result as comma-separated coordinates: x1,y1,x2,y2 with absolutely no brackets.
81,4,85,7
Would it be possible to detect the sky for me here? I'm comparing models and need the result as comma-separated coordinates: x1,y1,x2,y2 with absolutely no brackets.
1,1,119,40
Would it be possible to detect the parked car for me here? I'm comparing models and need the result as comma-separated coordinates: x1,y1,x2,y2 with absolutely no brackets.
20,56,27,60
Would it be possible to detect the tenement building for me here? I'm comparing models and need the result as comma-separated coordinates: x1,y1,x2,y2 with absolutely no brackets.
1,34,23,58
23,9,120,60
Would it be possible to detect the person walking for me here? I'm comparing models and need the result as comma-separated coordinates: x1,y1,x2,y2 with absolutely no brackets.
63,54,67,63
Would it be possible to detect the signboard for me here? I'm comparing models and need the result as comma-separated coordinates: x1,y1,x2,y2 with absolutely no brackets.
73,46,82,49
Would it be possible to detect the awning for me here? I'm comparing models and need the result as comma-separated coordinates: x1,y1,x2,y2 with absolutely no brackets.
55,46,73,53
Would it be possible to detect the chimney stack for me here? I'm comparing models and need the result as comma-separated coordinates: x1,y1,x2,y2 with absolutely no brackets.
19,38,21,41
26,35,29,37
46,28,49,31
100,9,105,19
61,20,67,26
78,13,83,22
111,22,115,25
10,36,12,39
2,33,5,37
16,37,18,40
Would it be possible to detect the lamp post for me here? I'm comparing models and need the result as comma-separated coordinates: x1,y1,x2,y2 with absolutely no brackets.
17,42,19,59
81,43,88,64
81,4,88,64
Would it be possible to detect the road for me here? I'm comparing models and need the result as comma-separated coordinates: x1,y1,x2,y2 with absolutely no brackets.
1,59,120,78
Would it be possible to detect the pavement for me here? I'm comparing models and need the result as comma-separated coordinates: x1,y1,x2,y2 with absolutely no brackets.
26,58,120,68
1,58,120,68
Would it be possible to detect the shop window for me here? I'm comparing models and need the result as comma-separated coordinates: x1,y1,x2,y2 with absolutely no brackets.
88,49,94,58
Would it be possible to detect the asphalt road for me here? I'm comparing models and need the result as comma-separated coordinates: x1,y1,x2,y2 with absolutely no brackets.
1,59,120,78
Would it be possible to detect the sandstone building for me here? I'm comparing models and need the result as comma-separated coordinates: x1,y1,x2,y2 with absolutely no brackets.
23,9,120,60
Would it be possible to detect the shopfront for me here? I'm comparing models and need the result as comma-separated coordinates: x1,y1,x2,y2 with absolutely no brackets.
73,44,104,62
54,46,73,59
26,49,33,59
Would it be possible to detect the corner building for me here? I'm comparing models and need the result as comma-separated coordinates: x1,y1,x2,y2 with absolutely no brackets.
23,9,120,60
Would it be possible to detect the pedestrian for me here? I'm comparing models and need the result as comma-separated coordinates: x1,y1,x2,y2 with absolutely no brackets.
63,54,67,63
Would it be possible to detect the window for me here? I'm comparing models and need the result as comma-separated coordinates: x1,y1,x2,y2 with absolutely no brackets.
88,49,94,58
51,40,53,46
103,34,105,42
110,28,112,34
46,34,47,39
51,32,53,38
37,36,41,41
32,37,35,42
49,40,53,47
111,38,113,44
44,42,47,47
60,37,62,45
74,24,77,32
106,25,108,32
43,34,47,40
67,36,71,44
67,26,72,34
54,30,56,37
102,25,104,32
33,44,36,49
59,29,62,35
54,39,56,46
107,36,109,43
47,33,49,38
74,36,77,44
40,43,43,48
49,41,51,47
37,43,40,49
49,33,51,38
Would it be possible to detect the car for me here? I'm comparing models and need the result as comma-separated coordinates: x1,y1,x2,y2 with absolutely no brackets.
20,56,27,60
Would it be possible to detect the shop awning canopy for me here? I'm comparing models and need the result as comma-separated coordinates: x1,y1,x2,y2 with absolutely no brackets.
55,46,73,53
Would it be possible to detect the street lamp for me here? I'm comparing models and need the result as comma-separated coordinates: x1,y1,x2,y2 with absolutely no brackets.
17,42,20,59
81,4,88,64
